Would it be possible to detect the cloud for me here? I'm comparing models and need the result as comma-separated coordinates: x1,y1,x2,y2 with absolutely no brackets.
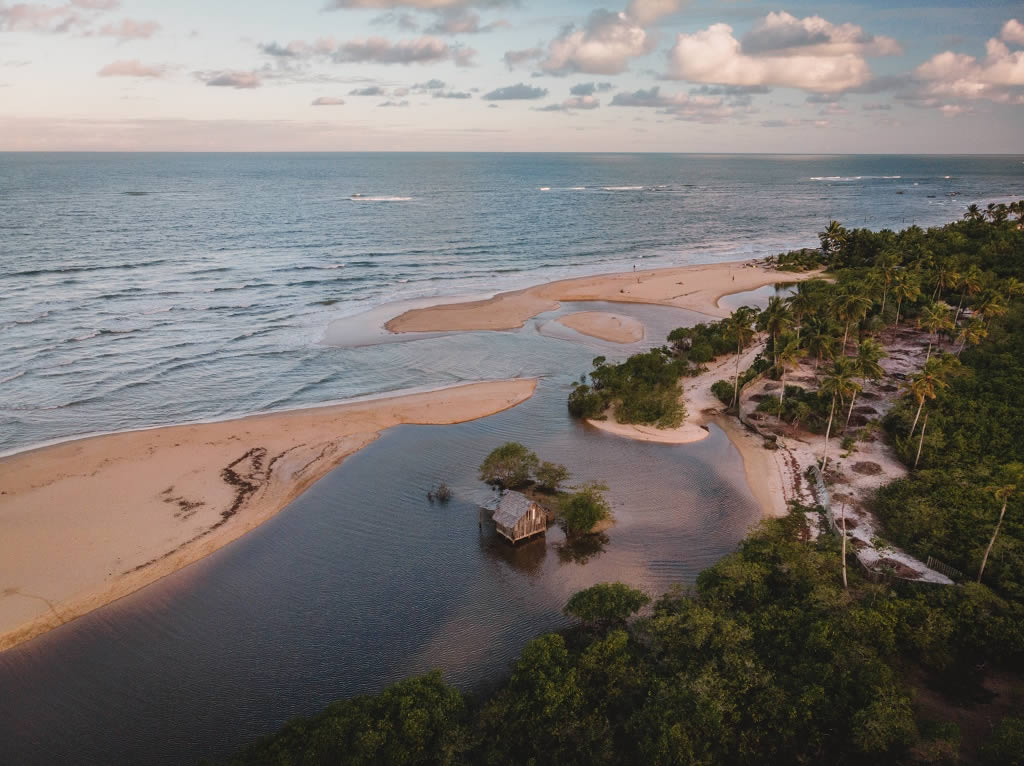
378,99,409,106
610,85,742,122
349,85,388,95
433,90,472,98
537,94,601,112
1002,19,1024,46
334,36,452,64
371,11,419,32
624,0,685,27
667,14,899,93
326,0,508,8
913,23,1024,105
97,18,159,39
413,78,446,90
542,9,653,75
198,70,261,89
503,47,542,70
761,118,829,128
424,9,506,35
862,102,891,111
483,82,547,100
740,12,900,57
97,59,164,78
312,96,345,105
570,81,614,96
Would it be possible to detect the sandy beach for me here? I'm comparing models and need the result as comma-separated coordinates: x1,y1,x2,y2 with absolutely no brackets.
556,311,645,343
385,259,813,334
0,379,537,651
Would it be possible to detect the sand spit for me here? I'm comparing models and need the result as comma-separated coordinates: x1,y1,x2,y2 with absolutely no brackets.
385,260,820,334
0,379,537,651
556,311,644,343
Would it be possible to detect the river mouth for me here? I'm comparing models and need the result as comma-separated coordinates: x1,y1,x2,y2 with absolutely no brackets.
0,302,762,766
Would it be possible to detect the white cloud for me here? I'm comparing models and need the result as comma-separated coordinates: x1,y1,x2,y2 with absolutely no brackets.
198,70,262,89
914,23,1024,104
1001,18,1024,46
97,59,164,78
624,0,685,27
537,94,601,112
96,18,159,39
666,15,896,93
542,9,653,75
326,0,507,8
483,82,547,100
312,96,345,105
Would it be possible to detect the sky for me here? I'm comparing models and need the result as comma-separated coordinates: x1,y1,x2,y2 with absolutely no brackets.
0,0,1022,152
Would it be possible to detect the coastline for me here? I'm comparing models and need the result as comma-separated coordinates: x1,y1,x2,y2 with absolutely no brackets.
0,378,537,652
385,259,818,334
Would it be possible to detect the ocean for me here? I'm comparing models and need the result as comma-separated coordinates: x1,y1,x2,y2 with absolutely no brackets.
3,153,1022,454
1,153,1023,765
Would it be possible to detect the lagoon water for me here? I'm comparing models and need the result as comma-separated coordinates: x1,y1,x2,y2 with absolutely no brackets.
2,154,1023,764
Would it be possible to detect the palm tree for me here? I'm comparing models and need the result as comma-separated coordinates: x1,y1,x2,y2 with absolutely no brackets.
725,306,757,409
905,358,949,438
871,251,900,316
891,270,921,330
786,280,820,343
986,203,1009,223
977,463,1024,583
931,262,958,301
917,303,953,360
832,287,873,352
954,319,987,357
954,265,983,324
1004,277,1024,300
803,317,838,372
963,203,983,222
819,220,847,265
846,339,886,427
775,337,802,413
758,295,793,369
820,357,860,470
974,290,1008,328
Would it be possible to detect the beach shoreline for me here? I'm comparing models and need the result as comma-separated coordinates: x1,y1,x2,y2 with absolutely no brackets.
555,311,645,343
0,379,537,652
384,259,817,334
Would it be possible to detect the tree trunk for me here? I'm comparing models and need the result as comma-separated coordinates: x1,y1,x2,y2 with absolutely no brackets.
845,390,858,428
910,397,925,437
895,297,903,329
914,412,928,469
881,285,888,316
841,502,848,589
843,320,850,353
925,341,932,362
731,339,741,409
954,291,965,324
821,394,836,470
977,499,1008,583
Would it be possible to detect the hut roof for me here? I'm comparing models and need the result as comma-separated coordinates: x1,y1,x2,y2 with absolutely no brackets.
493,491,535,527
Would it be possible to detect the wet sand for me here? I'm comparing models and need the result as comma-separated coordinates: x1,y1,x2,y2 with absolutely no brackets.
386,260,818,333
0,379,537,651
555,311,644,343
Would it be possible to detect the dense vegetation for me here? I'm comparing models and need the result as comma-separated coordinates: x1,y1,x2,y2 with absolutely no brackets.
221,203,1024,766
221,517,1024,766
568,350,689,427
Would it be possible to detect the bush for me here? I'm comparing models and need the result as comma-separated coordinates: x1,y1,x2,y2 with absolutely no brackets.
560,483,611,535
981,717,1024,766
689,342,714,364
564,583,650,627
536,461,570,493
567,383,604,418
712,379,735,406
479,442,539,489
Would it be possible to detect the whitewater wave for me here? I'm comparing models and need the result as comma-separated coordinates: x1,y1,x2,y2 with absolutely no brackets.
539,187,550,191
602,186,644,191
810,175,902,181
0,370,26,384
349,195,412,202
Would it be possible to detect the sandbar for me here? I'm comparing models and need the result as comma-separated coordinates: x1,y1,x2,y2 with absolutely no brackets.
0,379,537,651
556,311,644,343
386,260,819,334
